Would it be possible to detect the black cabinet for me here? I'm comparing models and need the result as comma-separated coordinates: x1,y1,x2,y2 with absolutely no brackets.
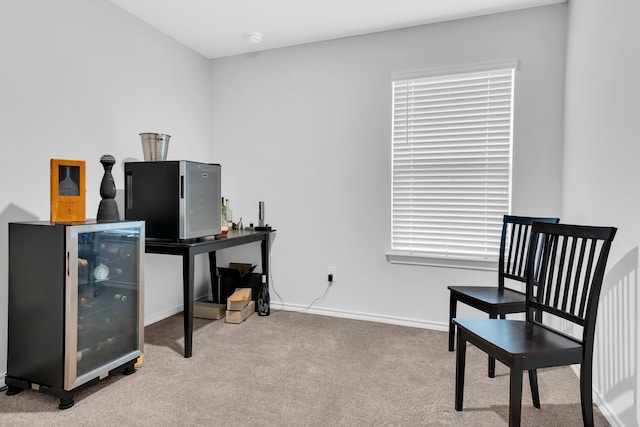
6,220,145,409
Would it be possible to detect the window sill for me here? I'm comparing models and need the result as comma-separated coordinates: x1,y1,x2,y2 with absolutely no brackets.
385,251,498,272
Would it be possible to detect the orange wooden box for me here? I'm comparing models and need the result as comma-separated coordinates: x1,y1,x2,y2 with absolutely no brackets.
50,158,86,223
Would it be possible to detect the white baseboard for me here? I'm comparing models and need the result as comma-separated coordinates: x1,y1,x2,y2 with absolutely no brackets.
144,305,184,326
592,387,623,427
143,293,210,326
273,302,449,332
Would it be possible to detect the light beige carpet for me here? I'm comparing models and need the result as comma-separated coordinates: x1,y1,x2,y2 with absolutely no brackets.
0,310,609,426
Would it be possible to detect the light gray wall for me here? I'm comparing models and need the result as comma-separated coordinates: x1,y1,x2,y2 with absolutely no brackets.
211,5,566,327
563,0,640,425
0,0,213,381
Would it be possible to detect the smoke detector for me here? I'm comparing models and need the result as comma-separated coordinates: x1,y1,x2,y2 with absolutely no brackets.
246,32,263,44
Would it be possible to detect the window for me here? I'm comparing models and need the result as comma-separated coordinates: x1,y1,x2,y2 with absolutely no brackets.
387,61,518,270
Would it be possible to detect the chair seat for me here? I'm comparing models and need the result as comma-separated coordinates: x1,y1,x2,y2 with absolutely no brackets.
448,286,526,311
453,318,583,368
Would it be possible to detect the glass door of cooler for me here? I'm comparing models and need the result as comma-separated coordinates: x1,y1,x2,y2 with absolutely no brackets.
64,221,145,390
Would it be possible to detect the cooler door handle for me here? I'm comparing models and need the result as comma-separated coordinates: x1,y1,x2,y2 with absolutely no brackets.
126,172,133,210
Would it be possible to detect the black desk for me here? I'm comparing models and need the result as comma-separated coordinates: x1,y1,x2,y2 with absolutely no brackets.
144,228,274,358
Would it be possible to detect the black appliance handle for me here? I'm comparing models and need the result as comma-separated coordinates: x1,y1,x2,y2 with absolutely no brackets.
126,171,133,210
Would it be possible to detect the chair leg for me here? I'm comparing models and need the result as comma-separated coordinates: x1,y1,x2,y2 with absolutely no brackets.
454,332,467,411
488,312,498,378
448,294,457,351
509,366,524,427
528,369,540,409
579,362,595,427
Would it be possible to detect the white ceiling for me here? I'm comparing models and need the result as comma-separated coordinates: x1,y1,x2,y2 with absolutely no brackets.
108,0,566,59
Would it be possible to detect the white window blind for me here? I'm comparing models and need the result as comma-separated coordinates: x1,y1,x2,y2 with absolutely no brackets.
390,64,516,265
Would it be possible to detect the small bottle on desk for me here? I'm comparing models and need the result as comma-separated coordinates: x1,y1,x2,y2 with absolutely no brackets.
224,198,233,229
220,197,228,235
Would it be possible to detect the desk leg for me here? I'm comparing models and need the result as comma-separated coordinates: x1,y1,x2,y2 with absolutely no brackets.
183,253,194,358
261,235,270,281
208,251,219,303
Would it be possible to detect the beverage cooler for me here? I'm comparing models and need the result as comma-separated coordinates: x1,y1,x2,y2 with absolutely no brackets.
6,220,144,409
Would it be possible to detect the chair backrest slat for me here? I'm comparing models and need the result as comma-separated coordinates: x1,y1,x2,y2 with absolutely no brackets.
553,234,569,309
540,233,557,305
527,223,617,343
513,223,529,278
568,238,588,314
579,238,598,317
560,236,578,312
505,224,517,276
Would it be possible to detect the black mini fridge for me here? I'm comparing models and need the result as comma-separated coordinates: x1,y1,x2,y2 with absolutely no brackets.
124,161,221,240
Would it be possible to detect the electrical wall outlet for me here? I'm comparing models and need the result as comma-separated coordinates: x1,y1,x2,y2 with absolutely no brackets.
328,266,336,283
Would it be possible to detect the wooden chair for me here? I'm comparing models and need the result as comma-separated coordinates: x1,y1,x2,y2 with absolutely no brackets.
448,215,559,377
453,222,617,427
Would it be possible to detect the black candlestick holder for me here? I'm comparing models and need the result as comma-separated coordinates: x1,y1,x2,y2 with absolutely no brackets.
97,154,120,222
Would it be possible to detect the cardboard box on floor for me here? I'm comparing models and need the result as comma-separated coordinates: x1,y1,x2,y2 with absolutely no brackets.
217,263,261,311
193,300,226,320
